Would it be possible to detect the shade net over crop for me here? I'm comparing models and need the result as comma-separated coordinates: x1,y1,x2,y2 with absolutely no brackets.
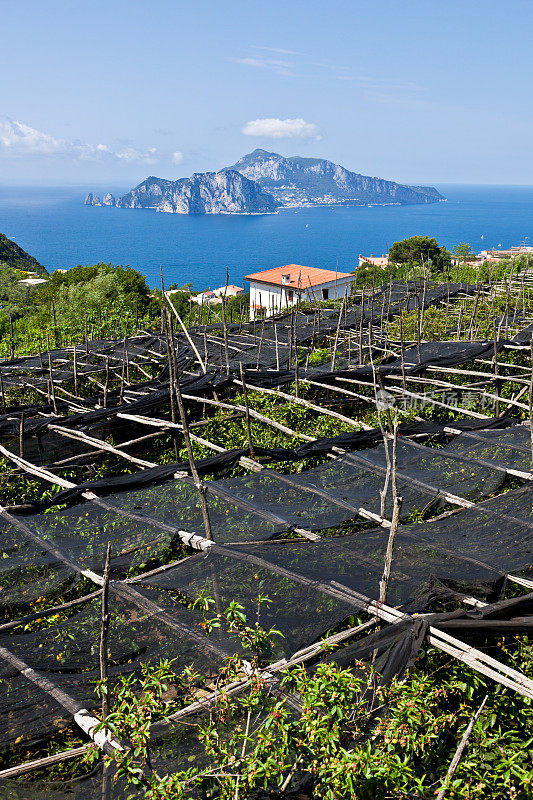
0,424,525,614
0,431,530,776
0,589,236,752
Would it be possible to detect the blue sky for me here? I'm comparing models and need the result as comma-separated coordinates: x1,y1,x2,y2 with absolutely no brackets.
1,0,532,186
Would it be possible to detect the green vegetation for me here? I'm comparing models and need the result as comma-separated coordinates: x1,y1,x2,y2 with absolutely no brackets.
0,262,160,356
388,235,451,275
93,598,533,800
0,231,47,276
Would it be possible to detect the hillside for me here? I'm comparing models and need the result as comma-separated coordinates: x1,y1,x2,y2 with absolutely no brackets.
226,149,444,207
0,232,47,275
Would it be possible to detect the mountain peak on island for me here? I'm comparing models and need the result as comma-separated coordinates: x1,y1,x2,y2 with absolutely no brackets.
225,150,444,208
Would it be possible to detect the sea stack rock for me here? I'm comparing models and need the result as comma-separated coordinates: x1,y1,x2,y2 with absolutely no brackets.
102,193,116,206
84,193,102,206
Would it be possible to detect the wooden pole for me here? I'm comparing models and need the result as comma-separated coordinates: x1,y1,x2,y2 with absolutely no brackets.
399,315,407,391
119,337,126,404
255,316,265,369
222,299,230,375
99,543,111,722
493,320,500,416
529,336,533,466
435,695,488,800
73,345,78,396
0,368,5,413
165,315,180,461
46,335,58,415
168,316,213,540
19,412,24,459
9,313,14,359
239,363,255,459
331,288,347,371
103,356,109,408
378,421,403,607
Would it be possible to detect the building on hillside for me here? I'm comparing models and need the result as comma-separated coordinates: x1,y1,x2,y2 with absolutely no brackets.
358,254,389,268
18,277,48,286
190,289,215,304
212,285,244,298
450,254,486,267
480,246,533,262
245,264,354,320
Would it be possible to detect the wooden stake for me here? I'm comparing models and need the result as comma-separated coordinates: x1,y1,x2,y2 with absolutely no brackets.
169,319,213,540
9,313,14,359
164,315,179,461
221,290,230,375
100,543,111,722
435,695,488,800
331,288,347,371
529,336,533,466
46,335,58,415
73,345,78,396
399,315,407,391
19,412,24,459
493,320,500,416
239,363,255,459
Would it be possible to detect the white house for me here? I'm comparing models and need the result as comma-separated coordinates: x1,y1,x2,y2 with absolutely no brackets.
190,289,215,304
245,264,354,320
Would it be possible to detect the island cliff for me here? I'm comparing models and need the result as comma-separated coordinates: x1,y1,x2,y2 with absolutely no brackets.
86,171,278,214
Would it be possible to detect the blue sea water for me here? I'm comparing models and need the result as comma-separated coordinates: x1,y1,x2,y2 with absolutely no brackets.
0,184,532,289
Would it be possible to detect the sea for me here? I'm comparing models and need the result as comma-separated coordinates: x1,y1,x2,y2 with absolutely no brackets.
0,184,532,290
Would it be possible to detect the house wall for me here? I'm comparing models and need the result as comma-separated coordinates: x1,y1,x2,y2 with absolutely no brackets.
249,276,354,319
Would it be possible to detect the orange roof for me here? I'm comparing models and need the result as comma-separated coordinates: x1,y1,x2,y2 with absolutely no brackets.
244,264,353,289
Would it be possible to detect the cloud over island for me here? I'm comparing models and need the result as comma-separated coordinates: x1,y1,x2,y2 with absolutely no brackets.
242,117,321,140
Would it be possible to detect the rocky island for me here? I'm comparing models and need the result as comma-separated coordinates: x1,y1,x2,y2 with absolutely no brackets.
85,170,278,215
85,150,444,214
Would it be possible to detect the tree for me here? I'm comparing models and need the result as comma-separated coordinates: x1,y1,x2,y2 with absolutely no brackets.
453,242,476,263
389,236,451,275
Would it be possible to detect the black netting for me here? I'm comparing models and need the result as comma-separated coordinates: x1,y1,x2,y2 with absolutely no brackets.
0,518,80,611
136,549,355,657
0,591,232,751
445,426,532,473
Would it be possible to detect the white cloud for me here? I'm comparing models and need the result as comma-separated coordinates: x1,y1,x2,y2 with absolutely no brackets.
0,118,158,163
242,117,321,141
251,45,304,56
0,119,64,155
172,150,184,164
230,56,296,76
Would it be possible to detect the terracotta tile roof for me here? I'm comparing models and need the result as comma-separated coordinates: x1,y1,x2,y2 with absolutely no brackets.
244,264,353,289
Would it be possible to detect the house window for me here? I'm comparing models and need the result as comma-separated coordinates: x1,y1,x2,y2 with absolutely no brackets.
288,290,294,301
322,288,329,300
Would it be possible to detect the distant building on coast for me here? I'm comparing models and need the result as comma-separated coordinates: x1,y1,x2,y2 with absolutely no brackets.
212,285,244,298
360,245,533,270
245,264,354,320
189,285,244,306
358,254,389,268
480,246,533,262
